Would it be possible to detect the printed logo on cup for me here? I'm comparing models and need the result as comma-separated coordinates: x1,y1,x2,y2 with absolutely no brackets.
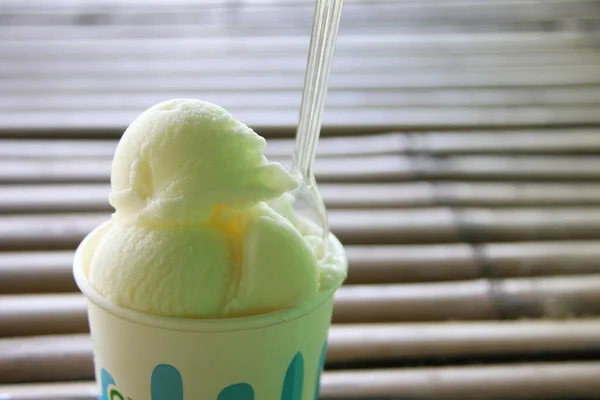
100,342,327,400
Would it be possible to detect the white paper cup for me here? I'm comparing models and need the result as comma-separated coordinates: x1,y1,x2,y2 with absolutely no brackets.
73,223,345,400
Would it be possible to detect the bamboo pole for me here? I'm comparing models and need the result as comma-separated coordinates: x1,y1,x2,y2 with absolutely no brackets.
0,251,76,294
6,182,600,214
0,244,477,294
2,362,600,399
4,106,600,134
5,207,600,250
4,319,600,383
2,0,598,27
483,240,600,278
4,241,600,294
0,209,465,250
321,362,600,399
0,293,88,337
2,129,599,160
4,155,600,184
0,280,497,336
5,275,600,335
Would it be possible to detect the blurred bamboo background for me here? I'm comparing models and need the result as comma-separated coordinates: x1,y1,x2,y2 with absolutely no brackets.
2,0,600,398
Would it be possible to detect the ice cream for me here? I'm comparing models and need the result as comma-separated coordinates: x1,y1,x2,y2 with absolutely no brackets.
86,98,346,319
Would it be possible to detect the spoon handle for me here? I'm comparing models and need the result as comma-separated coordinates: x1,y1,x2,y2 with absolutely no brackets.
293,0,344,181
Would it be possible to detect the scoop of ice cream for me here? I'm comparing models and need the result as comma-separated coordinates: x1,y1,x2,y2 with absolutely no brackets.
109,99,297,225
87,99,346,318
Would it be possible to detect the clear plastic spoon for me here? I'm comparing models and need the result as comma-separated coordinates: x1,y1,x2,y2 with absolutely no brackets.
292,0,344,251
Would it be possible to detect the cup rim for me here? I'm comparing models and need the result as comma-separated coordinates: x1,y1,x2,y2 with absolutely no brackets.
73,221,344,333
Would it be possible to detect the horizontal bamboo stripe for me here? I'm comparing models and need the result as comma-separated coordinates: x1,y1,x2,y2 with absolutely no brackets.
3,23,531,41
0,251,77,294
2,362,600,399
321,362,600,399
0,293,88,337
3,155,600,184
3,207,600,249
3,130,600,158
3,53,600,76
2,0,594,10
4,275,600,336
334,275,600,322
0,19,594,40
6,88,600,113
0,209,457,248
3,0,597,27
6,67,600,94
5,182,600,214
3,240,600,294
4,319,600,383
0,156,411,183
5,106,600,131
1,33,590,58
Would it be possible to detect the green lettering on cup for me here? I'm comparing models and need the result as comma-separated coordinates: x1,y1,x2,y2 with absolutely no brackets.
109,389,125,400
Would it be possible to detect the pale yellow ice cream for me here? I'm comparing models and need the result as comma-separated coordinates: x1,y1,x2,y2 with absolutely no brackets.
86,99,346,319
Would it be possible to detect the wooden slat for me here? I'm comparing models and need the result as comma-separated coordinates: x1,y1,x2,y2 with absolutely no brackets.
6,181,600,214
335,182,600,207
6,275,600,336
0,209,459,249
333,207,600,243
0,293,88,337
0,279,495,336
3,129,600,159
0,213,108,251
4,319,600,383
1,22,508,40
3,0,599,27
4,241,600,294
0,156,409,184
495,275,600,318
6,87,600,112
457,207,600,242
0,185,111,214
0,280,494,336
3,0,595,7
436,182,600,207
0,244,476,294
0,252,76,294
0,20,588,40
3,53,600,76
0,33,590,58
414,155,600,180
328,319,600,362
0,159,114,183
0,140,119,159
4,106,600,132
6,67,600,93
4,155,600,184
0,134,406,159
321,362,600,399
411,129,600,154
347,241,600,283
0,183,439,213
333,275,600,323
0,334,93,384
2,363,600,399
5,207,600,251
1,360,600,399
483,240,600,278
0,381,98,400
